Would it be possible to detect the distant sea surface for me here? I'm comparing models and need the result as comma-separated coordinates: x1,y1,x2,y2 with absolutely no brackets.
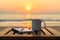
0,13,60,27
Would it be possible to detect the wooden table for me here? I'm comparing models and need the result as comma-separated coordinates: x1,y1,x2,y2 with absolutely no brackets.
0,27,60,40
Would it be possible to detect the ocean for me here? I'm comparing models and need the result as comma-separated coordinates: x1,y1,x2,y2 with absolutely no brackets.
0,13,60,34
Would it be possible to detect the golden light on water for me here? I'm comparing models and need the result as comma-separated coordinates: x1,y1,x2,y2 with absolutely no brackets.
25,21,31,28
25,5,31,28
25,14,31,28
26,14,30,18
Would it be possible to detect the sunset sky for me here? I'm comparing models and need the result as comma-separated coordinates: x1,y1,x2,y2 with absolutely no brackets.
0,0,60,27
0,0,60,13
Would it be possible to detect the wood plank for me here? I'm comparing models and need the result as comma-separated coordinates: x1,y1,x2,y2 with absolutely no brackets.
1,27,60,36
47,28,60,36
11,33,32,36
0,28,12,36
13,32,42,36
42,29,51,35
14,33,22,36
6,31,13,36
6,30,47,36
40,31,44,36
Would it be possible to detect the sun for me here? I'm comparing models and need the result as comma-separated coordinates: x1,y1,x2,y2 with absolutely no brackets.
26,6,30,11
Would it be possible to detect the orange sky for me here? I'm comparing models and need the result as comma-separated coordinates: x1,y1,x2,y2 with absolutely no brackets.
0,0,60,13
